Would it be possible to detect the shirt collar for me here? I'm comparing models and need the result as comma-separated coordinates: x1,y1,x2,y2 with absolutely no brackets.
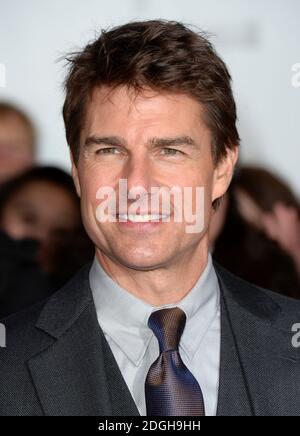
90,253,220,366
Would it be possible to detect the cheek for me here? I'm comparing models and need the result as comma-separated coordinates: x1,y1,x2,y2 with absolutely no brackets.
79,162,119,211
78,177,105,231
187,170,214,206
78,160,110,194
79,170,100,204
1,210,26,239
188,174,214,230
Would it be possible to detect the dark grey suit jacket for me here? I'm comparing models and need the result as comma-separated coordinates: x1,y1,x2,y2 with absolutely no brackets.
0,261,299,416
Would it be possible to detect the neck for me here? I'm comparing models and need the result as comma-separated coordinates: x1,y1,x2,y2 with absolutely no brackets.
95,240,210,306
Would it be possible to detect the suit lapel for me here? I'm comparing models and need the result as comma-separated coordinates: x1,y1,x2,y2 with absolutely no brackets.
101,336,140,416
215,262,300,416
27,263,139,416
28,302,112,416
216,289,254,416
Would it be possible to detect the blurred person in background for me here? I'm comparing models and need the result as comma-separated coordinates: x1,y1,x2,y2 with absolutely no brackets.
0,166,94,319
210,166,300,299
0,102,36,184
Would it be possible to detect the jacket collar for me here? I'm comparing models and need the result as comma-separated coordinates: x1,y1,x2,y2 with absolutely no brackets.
89,253,220,367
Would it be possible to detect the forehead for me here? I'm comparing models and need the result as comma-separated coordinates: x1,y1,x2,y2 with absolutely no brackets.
7,181,78,221
0,114,32,141
83,86,205,134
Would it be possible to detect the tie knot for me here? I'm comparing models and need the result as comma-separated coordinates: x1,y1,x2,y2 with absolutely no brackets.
148,307,186,352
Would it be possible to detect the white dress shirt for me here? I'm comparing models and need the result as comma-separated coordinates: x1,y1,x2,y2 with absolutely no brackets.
89,252,221,416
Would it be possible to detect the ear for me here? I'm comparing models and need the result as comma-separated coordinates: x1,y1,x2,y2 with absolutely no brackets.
212,146,239,202
70,150,81,198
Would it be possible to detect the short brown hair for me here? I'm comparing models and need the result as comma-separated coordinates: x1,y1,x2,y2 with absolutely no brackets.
0,102,36,154
63,20,240,164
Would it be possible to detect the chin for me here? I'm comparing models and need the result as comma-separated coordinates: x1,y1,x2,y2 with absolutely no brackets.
114,250,168,271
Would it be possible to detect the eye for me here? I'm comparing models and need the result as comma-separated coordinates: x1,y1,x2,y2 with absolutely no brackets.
95,147,120,155
21,213,37,225
162,148,184,156
51,228,70,240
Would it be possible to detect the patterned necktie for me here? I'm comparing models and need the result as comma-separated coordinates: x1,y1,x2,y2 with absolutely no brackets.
145,307,206,416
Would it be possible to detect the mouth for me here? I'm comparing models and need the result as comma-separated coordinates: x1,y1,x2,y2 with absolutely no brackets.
117,213,170,223
114,213,171,233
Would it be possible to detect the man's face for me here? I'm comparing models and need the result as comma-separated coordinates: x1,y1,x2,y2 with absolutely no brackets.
72,86,237,271
0,115,34,183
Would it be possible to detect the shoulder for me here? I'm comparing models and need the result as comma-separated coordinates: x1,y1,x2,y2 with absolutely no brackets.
0,262,93,360
0,262,93,414
213,260,300,325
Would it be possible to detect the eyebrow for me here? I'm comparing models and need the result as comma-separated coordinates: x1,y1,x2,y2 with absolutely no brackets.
84,135,198,149
84,136,124,147
148,136,198,149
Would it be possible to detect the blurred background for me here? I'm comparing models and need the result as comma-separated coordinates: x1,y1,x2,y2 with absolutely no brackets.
0,0,299,193
0,0,299,317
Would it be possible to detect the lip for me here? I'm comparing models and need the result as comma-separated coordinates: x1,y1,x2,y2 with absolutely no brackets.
116,220,167,233
115,214,171,232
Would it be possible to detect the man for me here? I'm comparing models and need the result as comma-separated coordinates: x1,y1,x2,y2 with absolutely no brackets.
0,20,299,416
0,103,36,184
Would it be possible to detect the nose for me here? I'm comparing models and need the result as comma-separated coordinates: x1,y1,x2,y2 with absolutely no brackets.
122,152,154,195
28,226,50,246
